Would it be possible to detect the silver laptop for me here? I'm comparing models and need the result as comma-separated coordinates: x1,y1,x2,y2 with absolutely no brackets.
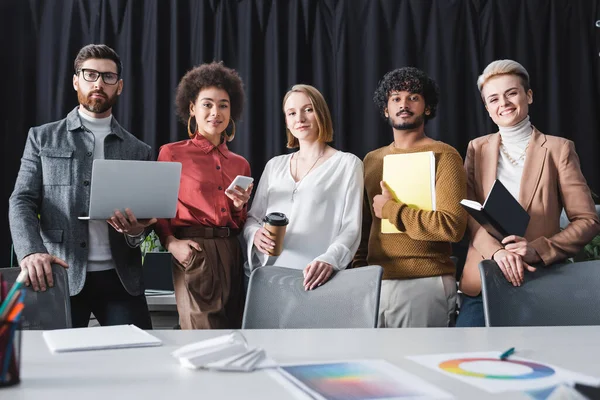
78,160,182,220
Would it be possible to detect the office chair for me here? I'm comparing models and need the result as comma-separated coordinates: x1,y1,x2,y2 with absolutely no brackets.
560,206,600,230
242,265,383,329
479,259,600,327
0,264,71,330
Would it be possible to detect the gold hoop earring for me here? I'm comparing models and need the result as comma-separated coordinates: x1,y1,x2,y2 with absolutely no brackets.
187,115,196,139
225,119,236,142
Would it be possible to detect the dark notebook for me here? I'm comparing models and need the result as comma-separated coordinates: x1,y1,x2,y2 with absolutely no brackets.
143,252,174,292
460,179,530,242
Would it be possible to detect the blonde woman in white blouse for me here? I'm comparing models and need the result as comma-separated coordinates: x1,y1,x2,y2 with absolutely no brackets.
243,84,364,291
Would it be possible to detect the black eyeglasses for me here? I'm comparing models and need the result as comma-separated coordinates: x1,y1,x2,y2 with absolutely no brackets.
78,68,120,85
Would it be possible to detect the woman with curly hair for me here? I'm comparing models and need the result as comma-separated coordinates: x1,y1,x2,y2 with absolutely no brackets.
155,62,252,329
352,67,467,328
242,84,363,291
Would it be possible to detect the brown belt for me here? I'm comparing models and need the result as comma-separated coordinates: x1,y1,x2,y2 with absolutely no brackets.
175,226,239,239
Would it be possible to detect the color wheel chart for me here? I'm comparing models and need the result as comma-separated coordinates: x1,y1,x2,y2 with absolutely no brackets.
439,357,555,380
406,351,593,395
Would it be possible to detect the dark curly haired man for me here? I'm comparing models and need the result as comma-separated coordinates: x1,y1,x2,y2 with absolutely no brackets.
352,67,467,328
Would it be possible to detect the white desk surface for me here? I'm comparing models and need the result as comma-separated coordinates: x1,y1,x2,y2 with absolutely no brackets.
7,326,600,399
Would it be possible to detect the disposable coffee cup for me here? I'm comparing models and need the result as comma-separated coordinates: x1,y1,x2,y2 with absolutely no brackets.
263,212,289,256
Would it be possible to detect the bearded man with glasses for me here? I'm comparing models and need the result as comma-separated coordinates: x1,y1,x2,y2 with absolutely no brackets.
9,44,156,329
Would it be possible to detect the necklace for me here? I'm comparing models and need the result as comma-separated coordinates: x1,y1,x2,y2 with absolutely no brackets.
291,151,325,202
500,139,530,166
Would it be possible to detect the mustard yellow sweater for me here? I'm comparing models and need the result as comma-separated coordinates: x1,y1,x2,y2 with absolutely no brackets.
352,141,467,279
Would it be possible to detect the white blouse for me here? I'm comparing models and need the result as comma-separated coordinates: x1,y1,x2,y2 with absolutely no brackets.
242,150,364,276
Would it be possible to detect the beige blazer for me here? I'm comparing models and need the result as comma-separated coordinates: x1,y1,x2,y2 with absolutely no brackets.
459,127,600,296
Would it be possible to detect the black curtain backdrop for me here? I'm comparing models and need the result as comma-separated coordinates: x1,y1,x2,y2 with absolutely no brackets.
1,0,599,265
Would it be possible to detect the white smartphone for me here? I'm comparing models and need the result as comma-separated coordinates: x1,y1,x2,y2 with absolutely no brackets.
227,175,254,192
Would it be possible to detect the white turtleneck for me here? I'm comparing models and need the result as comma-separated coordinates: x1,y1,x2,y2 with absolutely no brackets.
497,115,533,201
78,110,116,272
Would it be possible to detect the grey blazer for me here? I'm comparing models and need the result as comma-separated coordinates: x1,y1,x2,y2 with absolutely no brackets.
9,107,152,296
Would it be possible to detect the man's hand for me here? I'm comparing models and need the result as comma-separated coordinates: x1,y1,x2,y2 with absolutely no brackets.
107,208,157,236
225,184,254,211
20,253,68,292
373,181,393,219
503,235,542,264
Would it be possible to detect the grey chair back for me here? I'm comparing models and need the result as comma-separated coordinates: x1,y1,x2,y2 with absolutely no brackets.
479,260,600,327
0,264,71,330
242,265,383,329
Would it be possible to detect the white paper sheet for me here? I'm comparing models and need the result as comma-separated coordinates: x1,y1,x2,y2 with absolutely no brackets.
268,359,453,400
172,333,276,371
407,351,600,394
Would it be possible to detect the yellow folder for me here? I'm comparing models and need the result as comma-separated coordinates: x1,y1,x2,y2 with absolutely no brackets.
381,151,436,233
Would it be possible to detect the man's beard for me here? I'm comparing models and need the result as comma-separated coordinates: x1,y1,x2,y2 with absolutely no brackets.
78,90,118,114
388,112,425,130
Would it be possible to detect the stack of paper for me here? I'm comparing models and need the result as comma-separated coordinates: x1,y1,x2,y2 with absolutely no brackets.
43,325,162,353
144,289,175,296
172,332,275,372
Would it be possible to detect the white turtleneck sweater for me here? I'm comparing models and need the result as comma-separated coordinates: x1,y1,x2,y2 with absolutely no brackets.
497,116,533,201
78,110,116,272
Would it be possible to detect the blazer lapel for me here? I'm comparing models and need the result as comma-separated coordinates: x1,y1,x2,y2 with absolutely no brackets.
479,133,500,201
519,127,547,211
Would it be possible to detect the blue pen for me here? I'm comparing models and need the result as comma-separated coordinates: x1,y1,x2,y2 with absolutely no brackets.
500,347,515,360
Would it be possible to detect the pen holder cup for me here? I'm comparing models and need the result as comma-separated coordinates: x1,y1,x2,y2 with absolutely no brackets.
0,320,22,387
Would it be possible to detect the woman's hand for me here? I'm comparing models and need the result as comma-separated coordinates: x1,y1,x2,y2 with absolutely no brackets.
303,261,334,291
165,236,202,269
253,227,276,255
493,249,536,286
226,183,254,211
502,235,542,264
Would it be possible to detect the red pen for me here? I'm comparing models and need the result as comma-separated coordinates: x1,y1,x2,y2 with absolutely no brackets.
0,276,7,302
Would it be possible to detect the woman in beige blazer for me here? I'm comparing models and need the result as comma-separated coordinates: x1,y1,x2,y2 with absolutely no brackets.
456,60,600,327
